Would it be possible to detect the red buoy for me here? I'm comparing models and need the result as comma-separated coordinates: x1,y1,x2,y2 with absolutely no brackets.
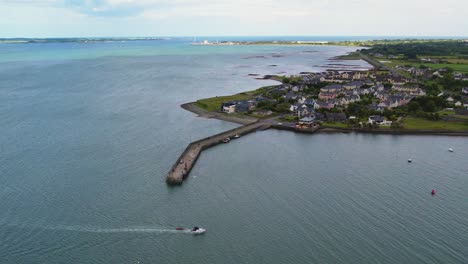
175,227,184,230
431,189,436,195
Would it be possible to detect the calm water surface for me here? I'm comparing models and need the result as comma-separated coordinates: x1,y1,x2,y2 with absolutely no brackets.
0,39,466,263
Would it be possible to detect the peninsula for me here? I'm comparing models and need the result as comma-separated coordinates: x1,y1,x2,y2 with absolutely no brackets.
192,40,468,134
167,40,468,185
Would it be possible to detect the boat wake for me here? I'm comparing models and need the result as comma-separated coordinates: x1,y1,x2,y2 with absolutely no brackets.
4,222,193,234
51,225,192,234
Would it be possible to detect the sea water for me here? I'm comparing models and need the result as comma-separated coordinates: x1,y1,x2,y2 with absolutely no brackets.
0,38,466,263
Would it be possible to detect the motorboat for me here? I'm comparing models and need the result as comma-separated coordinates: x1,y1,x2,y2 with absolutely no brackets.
408,159,412,163
448,148,454,152
233,134,240,139
223,138,230,143
190,227,206,235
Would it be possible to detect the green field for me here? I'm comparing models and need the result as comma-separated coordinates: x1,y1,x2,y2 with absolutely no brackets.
403,117,468,131
194,87,269,112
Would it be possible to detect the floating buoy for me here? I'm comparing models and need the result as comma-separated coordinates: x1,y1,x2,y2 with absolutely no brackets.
431,189,436,195
408,159,412,163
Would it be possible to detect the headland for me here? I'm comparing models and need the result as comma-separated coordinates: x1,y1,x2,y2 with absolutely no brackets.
167,39,468,185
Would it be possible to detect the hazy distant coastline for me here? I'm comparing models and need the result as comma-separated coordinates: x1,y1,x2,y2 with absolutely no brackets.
0,37,169,44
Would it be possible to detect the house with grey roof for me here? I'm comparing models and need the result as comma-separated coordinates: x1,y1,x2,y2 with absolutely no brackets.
315,100,335,110
235,101,252,113
320,84,342,93
343,81,363,90
368,115,385,124
284,92,300,101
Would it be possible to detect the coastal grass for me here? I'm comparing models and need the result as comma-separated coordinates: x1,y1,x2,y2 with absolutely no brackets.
335,52,361,60
195,94,251,112
279,116,298,122
403,117,468,131
321,122,348,129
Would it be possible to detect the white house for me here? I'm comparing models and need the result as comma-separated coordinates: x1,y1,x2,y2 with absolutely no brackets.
221,102,236,113
223,105,236,113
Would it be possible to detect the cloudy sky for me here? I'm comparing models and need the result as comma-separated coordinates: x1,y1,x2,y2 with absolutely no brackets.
1,0,467,37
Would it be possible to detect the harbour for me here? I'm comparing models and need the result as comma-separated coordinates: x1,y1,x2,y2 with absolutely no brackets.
166,121,270,185
1,39,467,264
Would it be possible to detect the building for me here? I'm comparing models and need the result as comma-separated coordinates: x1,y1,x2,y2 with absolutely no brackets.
343,81,363,90
368,115,385,125
221,102,236,113
315,100,335,110
235,101,251,113
318,92,337,100
320,84,342,93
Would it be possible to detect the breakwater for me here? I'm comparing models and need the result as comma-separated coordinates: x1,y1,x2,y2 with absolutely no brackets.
166,122,270,185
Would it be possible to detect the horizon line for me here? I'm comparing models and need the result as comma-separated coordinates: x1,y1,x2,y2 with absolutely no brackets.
2,35,468,39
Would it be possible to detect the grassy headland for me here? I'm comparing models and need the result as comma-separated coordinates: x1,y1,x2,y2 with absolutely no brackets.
194,86,271,112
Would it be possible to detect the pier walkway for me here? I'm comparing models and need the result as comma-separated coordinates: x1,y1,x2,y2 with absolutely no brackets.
166,122,270,185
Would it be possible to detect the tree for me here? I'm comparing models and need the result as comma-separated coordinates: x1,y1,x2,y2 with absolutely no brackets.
275,102,291,113
383,83,393,89
404,52,417,60
408,101,421,113
423,101,437,112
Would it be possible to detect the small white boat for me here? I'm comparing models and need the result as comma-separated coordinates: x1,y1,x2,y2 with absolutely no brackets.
233,134,240,139
448,148,454,152
190,227,206,235
223,138,230,143
408,159,412,163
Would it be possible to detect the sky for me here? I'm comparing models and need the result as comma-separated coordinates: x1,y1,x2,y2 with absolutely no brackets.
0,0,467,37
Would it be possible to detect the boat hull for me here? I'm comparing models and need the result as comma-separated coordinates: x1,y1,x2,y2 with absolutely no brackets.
191,228,206,235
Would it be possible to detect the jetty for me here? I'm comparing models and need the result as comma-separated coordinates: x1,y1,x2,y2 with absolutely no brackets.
166,122,270,185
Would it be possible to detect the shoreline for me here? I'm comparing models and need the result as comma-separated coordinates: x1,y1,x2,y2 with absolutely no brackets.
316,127,468,136
182,102,468,137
